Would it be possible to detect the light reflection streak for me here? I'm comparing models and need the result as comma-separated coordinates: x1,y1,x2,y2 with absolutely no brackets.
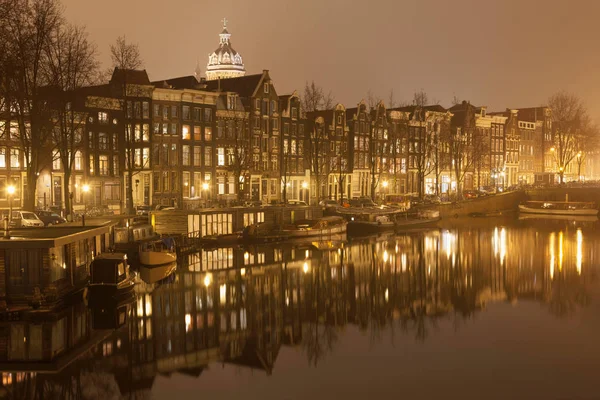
559,231,564,272
549,232,555,279
577,229,583,275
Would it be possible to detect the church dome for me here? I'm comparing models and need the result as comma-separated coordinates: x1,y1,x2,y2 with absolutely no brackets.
206,19,246,81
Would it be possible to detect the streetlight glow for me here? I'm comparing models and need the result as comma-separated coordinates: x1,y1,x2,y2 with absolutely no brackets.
202,182,209,191
382,180,389,188
6,185,15,195
301,181,308,189
82,184,90,193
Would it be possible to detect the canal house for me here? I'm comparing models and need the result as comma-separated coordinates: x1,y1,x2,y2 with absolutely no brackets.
0,224,115,310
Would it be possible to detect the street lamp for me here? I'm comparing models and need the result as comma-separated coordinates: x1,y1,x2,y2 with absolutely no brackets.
4,185,15,238
82,184,90,226
382,180,389,201
301,181,308,203
577,151,583,181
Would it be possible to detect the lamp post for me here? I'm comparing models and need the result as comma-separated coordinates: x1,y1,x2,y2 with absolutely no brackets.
577,151,582,182
82,184,90,226
382,180,389,202
4,185,15,238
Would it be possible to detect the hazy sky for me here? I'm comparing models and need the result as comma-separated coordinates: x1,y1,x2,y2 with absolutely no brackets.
61,0,600,120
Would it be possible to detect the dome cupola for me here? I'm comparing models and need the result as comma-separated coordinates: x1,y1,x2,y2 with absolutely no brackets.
206,18,246,81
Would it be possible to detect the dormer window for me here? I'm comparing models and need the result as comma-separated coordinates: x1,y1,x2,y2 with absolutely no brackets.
264,82,269,94
337,115,342,124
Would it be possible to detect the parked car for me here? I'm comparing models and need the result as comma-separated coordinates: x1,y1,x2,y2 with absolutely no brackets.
319,199,339,210
287,200,308,206
10,211,44,227
136,205,152,216
36,210,66,226
463,190,479,199
357,197,377,207
154,205,175,211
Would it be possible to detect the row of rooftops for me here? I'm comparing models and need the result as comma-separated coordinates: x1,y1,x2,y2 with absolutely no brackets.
73,68,551,126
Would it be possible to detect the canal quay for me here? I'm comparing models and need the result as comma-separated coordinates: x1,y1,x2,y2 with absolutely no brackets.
0,212,598,399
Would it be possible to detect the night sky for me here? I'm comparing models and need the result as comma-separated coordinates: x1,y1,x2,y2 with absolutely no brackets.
61,0,600,120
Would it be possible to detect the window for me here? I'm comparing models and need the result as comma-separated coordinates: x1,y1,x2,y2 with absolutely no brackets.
171,105,178,118
171,171,178,191
264,82,269,93
153,122,160,134
194,126,201,141
161,106,168,119
272,118,279,130
143,148,149,168
183,106,190,120
134,149,142,167
204,109,212,122
74,151,82,170
169,144,177,167
205,127,212,141
99,133,108,150
113,157,119,175
89,155,94,174
153,104,160,116
152,144,160,165
99,155,109,175
53,152,61,170
162,123,168,135
162,172,168,192
183,145,190,166
228,95,236,110
134,102,141,118
262,99,269,115
171,123,177,135
0,148,6,168
182,125,190,140
142,102,150,118
194,146,201,166
10,149,19,168
142,124,150,141
153,172,160,192
183,172,190,197
217,148,225,166
205,146,212,166
88,131,94,148
194,108,201,121
98,112,108,123
292,108,298,119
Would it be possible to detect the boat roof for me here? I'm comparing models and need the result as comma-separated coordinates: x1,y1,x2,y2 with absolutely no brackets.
95,253,128,261
525,200,596,204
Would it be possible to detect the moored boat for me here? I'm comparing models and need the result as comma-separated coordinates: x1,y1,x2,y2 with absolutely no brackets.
138,237,177,284
242,216,347,243
88,253,136,305
518,201,598,216
347,214,395,236
395,210,441,230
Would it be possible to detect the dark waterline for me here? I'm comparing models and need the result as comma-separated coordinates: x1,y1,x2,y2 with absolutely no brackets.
1,216,599,400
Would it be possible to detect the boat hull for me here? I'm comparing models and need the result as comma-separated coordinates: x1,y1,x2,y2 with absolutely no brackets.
518,205,598,216
283,223,347,238
347,221,395,236
139,261,177,284
395,217,441,230
139,251,177,266
87,279,136,306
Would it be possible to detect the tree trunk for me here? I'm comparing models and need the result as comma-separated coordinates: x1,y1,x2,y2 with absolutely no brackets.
126,170,134,214
63,169,72,219
25,170,38,211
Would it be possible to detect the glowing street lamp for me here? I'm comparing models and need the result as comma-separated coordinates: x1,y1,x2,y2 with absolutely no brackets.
202,182,209,191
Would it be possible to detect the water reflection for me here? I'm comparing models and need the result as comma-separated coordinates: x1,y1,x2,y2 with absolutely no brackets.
0,220,598,398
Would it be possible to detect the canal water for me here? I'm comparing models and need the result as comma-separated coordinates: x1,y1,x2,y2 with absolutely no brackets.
1,216,599,399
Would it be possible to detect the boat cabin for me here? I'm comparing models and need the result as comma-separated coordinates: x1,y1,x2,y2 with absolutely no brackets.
90,253,130,287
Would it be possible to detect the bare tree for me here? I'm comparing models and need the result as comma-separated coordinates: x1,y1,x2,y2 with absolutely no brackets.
109,36,144,213
446,103,476,198
412,90,436,198
548,91,593,183
302,81,334,203
1,0,63,210
388,89,396,109
45,23,98,219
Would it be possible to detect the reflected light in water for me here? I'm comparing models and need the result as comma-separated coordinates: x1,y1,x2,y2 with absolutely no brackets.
220,284,226,305
384,288,389,302
442,230,455,259
549,232,555,279
383,250,389,263
303,262,309,273
185,314,192,332
240,268,246,276
401,253,407,272
559,231,564,272
577,229,583,275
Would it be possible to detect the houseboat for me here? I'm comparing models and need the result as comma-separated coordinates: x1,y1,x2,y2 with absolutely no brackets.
347,214,395,236
395,210,441,230
518,201,598,216
242,216,347,243
0,223,115,313
87,253,136,304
